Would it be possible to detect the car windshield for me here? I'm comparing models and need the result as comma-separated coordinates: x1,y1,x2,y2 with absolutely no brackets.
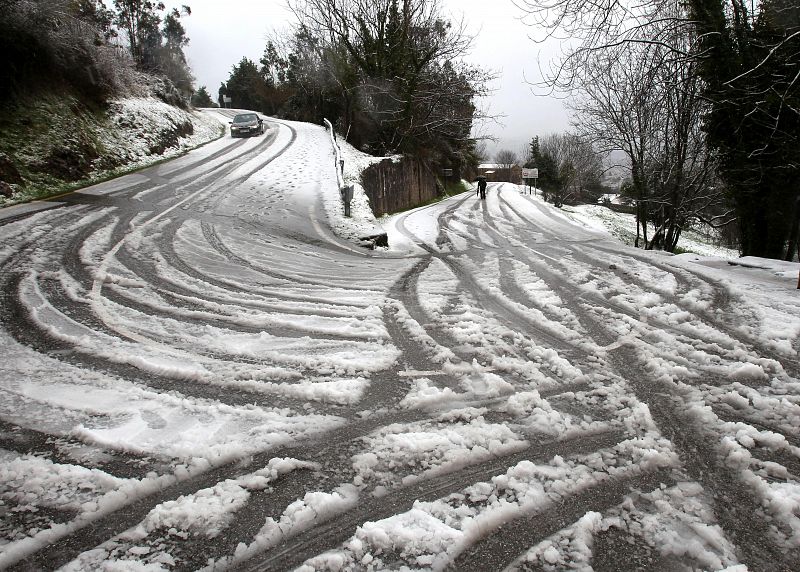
233,114,257,123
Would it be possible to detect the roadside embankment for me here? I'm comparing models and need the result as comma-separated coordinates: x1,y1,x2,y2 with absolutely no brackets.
0,91,222,207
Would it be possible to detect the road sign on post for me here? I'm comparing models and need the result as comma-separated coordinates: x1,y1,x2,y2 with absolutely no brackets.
223,95,232,108
521,168,539,195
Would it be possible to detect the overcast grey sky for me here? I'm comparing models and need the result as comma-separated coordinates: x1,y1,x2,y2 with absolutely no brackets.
180,0,571,158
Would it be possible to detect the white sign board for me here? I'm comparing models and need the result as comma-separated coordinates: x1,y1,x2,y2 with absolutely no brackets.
223,95,232,103
522,168,539,179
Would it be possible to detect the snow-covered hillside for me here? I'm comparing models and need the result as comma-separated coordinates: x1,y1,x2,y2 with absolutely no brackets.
0,96,222,207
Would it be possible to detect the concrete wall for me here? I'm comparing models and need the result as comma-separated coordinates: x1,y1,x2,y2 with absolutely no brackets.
360,157,440,216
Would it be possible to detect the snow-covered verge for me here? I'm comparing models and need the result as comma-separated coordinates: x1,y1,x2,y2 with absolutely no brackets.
93,98,223,173
565,203,740,259
381,182,799,351
322,137,476,250
320,134,397,245
0,95,223,207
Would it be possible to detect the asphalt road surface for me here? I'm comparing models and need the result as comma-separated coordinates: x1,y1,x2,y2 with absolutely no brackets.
1,113,799,571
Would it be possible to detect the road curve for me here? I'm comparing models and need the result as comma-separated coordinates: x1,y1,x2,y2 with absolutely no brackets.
0,121,798,572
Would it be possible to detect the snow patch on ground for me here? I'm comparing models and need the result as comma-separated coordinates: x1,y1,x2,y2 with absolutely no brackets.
97,99,222,170
566,204,740,259
321,133,391,244
351,415,528,490
59,458,319,571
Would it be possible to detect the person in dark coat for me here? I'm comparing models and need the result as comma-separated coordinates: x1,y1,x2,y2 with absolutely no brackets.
476,176,487,200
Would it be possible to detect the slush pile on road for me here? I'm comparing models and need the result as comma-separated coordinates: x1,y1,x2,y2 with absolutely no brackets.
1,112,799,571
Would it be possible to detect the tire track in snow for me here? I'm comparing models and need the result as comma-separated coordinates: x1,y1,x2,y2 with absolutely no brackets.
235,430,626,572
711,404,800,450
505,239,800,485
386,257,466,370
154,219,367,310
395,197,591,386
512,242,766,379
7,401,442,570
6,130,795,572
393,192,472,255
432,248,591,366
200,222,380,291
209,215,629,570
414,198,586,359
0,418,158,480
1,252,327,411
439,190,800,569
0,130,372,415
582,242,800,378
513,236,794,412
607,344,799,571
451,468,674,572
488,231,797,569
0,277,295,410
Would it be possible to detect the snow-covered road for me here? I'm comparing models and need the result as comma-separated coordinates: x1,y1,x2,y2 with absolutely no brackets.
1,112,799,571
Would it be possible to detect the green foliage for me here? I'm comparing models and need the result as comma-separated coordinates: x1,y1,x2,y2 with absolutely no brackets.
526,133,603,208
113,0,164,67
689,0,800,259
0,88,223,206
281,26,346,123
526,136,559,198
191,85,215,107
0,92,138,205
220,58,275,113
74,0,117,43
219,0,487,175
442,179,469,196
0,0,129,102
113,0,193,101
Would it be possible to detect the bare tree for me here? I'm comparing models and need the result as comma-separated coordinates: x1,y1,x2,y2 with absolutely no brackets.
514,0,800,259
518,142,533,168
474,140,490,163
537,133,602,207
494,149,519,182
286,0,493,160
568,13,728,252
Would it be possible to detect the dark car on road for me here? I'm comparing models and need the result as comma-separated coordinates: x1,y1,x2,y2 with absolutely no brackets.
229,113,265,138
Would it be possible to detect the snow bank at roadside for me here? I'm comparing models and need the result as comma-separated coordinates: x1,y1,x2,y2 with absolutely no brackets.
566,203,739,259
321,134,394,244
727,257,800,280
95,98,222,172
0,97,223,207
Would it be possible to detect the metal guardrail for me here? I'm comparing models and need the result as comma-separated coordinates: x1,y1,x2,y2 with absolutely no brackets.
323,118,344,188
323,118,352,217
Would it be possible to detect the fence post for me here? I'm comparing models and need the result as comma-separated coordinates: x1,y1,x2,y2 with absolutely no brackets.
341,185,354,217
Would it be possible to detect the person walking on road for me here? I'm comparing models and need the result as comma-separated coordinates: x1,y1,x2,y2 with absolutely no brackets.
476,176,487,200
